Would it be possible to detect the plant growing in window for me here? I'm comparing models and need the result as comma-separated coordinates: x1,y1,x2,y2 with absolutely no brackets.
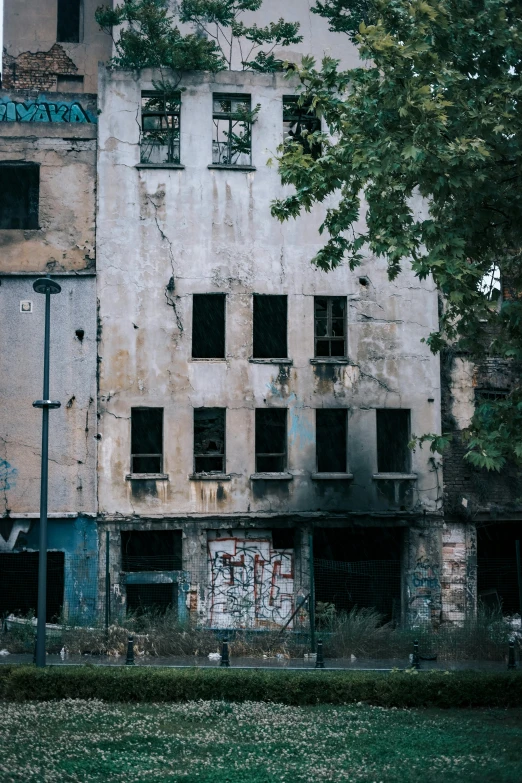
283,96,322,160
212,94,259,166
141,90,181,164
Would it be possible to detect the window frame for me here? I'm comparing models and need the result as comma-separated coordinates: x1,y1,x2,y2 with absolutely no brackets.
283,95,322,159
130,407,164,475
193,407,226,475
212,93,253,166
255,408,287,473
314,296,347,358
140,90,181,165
57,0,82,44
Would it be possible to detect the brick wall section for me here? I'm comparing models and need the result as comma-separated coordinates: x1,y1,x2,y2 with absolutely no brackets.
441,523,476,623
2,45,78,91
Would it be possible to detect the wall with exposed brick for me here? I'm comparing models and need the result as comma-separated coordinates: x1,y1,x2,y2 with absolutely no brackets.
2,45,78,92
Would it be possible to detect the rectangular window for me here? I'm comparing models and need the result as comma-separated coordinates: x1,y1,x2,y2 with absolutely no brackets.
131,408,163,474
194,408,226,473
57,0,81,43
212,93,252,166
121,530,182,571
192,294,226,358
283,96,321,159
253,295,287,358
316,409,347,472
314,297,347,357
0,163,39,230
141,91,181,164
376,409,411,473
256,409,287,472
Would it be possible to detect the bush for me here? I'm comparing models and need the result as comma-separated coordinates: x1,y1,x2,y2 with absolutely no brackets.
0,665,521,708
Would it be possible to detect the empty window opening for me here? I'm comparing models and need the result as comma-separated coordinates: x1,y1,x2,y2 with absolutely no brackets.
283,96,321,159
141,90,181,164
0,551,64,623
376,409,411,473
194,408,225,473
256,408,287,472
314,528,402,623
477,523,521,615
57,0,81,43
126,583,178,617
272,528,295,549
192,294,226,359
56,75,84,92
253,295,287,358
0,163,39,230
316,409,347,472
474,389,509,403
131,408,163,474
314,297,347,357
212,94,253,166
121,530,182,572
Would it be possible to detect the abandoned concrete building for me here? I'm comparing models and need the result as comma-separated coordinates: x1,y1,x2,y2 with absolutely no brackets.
0,1,520,636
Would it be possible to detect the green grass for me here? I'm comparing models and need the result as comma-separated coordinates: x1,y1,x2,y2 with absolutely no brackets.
0,700,521,782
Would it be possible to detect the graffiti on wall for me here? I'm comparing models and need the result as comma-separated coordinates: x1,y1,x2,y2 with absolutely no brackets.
208,536,295,629
0,520,31,553
0,100,95,124
0,459,17,494
408,557,441,625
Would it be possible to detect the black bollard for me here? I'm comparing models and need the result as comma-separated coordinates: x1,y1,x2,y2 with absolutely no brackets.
220,638,230,667
125,636,135,666
315,639,325,669
411,639,420,670
508,639,517,670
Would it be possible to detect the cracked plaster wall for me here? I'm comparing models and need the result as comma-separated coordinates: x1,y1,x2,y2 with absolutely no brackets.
96,68,442,521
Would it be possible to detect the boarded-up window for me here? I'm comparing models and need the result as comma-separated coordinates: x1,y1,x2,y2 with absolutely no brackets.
57,0,81,43
253,295,287,358
192,294,226,358
256,408,286,472
376,409,411,473
314,297,347,357
316,409,347,472
131,408,163,474
121,530,182,571
0,163,39,229
194,408,225,473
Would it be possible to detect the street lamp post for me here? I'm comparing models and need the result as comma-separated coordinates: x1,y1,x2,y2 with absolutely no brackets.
32,275,62,668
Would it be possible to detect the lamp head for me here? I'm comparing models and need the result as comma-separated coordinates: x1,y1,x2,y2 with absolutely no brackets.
33,277,61,295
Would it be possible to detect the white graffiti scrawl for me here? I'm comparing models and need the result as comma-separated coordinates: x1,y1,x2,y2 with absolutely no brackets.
208,536,294,629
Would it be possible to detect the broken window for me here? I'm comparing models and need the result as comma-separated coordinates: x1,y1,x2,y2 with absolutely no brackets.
474,389,509,403
314,297,347,357
192,294,226,358
140,91,181,164
0,163,39,230
131,408,163,474
376,409,411,473
121,530,182,572
57,0,81,43
194,408,226,473
212,94,253,166
126,583,177,616
255,408,287,472
316,409,347,472
283,96,322,159
0,551,64,623
272,528,295,549
253,295,287,358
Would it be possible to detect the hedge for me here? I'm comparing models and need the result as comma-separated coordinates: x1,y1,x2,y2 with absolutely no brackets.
0,665,521,707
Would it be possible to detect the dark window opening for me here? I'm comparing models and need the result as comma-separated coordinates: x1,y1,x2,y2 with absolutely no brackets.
316,409,347,472
194,408,225,473
0,551,64,623
283,96,321,159
212,93,252,166
192,294,226,359
141,91,181,164
126,583,177,617
376,409,411,473
0,163,39,230
253,295,287,358
121,530,182,572
477,523,522,615
475,389,509,403
272,528,295,549
314,297,346,357
256,408,286,472
56,75,84,92
313,528,402,623
131,408,163,474
57,0,81,43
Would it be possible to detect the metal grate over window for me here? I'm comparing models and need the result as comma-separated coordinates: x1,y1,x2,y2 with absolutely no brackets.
314,297,347,357
141,91,181,164
212,94,252,166
283,96,322,159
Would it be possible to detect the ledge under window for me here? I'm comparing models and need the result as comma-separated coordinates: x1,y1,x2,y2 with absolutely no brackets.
190,357,228,362
372,473,417,480
250,472,293,481
136,163,185,170
310,357,350,365
189,473,231,481
207,164,256,171
126,473,169,481
311,472,354,480
249,358,293,365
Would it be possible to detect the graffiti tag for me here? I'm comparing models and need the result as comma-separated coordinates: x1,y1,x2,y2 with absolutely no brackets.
0,100,95,124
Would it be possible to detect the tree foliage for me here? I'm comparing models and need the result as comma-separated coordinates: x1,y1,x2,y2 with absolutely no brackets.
271,0,522,470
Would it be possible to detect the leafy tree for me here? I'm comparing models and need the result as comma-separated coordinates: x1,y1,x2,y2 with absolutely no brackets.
271,0,522,470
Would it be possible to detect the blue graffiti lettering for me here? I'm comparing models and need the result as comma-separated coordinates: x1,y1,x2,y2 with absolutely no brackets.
0,459,17,492
0,99,95,124
48,104,68,122
16,103,37,122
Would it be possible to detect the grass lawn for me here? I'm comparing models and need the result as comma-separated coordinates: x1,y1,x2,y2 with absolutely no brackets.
0,700,521,782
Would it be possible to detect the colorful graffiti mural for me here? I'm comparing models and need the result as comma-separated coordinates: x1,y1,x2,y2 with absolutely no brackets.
0,100,95,124
207,536,295,629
